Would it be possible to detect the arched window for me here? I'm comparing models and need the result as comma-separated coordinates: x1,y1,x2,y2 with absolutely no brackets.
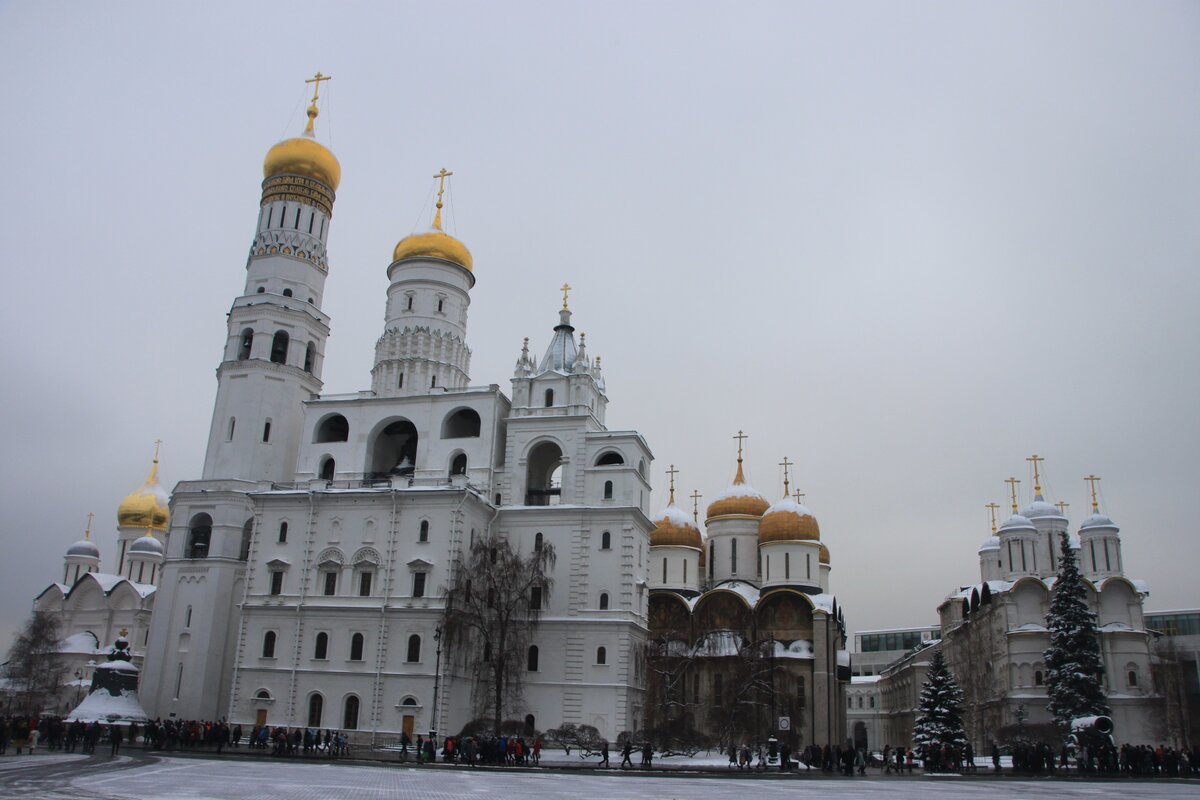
278,521,288,543
544,388,554,407
527,645,539,672
186,514,212,559
369,418,418,476
238,329,253,360
419,521,429,542
441,408,482,438
343,696,360,730
314,415,349,444
406,634,421,663
595,451,625,466
319,457,335,481
262,631,276,658
450,453,467,476
303,341,315,373
1127,669,1138,688
239,519,253,561
534,532,543,552
314,632,328,660
1034,670,1044,686
262,420,272,442
307,693,323,727
525,714,535,734
525,441,564,506
603,480,613,500
256,286,266,294
350,633,364,661
283,288,293,297
270,330,289,364
600,531,611,550
599,592,609,610
597,646,607,665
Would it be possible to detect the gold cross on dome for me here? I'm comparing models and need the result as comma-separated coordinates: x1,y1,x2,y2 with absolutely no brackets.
1005,477,1021,514
303,72,332,135
733,430,748,459
85,512,94,539
665,464,679,503
432,168,453,231
986,502,1000,533
794,489,805,504
1084,474,1101,512
153,438,163,462
561,283,572,310
779,456,793,498
1026,454,1044,495
690,490,702,523
305,71,332,103
1056,501,1070,515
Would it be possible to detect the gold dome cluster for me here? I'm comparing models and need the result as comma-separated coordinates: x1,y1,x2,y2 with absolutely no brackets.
117,457,169,532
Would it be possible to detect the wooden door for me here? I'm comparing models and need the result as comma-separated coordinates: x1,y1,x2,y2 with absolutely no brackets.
402,715,415,737
256,709,268,727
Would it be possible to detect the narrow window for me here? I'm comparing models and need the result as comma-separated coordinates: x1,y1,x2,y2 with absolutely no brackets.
412,572,426,598
262,420,271,442
227,417,236,441
1127,670,1137,687
283,288,293,298
600,531,611,550
323,571,337,596
785,552,790,580
495,493,502,505
431,374,437,388
1104,541,1112,571
186,606,193,627
530,586,542,610
1021,541,1028,571
262,631,276,658
597,646,607,665
270,571,283,595
450,453,467,476
709,542,714,580
278,522,288,543
662,557,667,583
308,212,315,234
766,554,771,579
174,663,184,699
534,532,543,551
304,342,315,373
359,572,372,596
406,294,413,310
419,521,429,542
350,633,364,661
406,634,421,663
599,592,609,610
266,207,273,228
314,632,328,660
437,299,444,313
1035,670,1044,686
318,217,325,238
545,388,554,407
683,559,688,582
603,480,613,500
731,539,738,575
398,372,404,388
308,693,323,727
807,553,812,578
527,645,539,672
294,207,301,228
320,457,335,481
137,563,145,582
344,696,359,729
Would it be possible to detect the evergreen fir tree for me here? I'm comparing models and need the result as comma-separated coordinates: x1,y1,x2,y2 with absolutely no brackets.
912,646,968,763
1044,531,1109,728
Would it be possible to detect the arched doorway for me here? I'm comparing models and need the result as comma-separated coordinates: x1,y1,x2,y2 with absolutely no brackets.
525,441,563,506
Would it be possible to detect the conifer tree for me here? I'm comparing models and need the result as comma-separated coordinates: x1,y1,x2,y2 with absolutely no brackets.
913,646,968,762
1044,531,1109,728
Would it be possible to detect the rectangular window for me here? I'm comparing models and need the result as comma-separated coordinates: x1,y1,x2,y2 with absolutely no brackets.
359,572,372,597
785,552,790,580
530,586,542,610
731,539,737,575
323,571,337,596
683,559,687,583
262,420,271,442
174,663,184,699
662,557,667,584
412,572,426,598
807,553,812,579
270,571,283,595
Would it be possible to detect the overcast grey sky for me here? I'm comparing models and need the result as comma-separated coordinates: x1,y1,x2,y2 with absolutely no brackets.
2,1,1197,652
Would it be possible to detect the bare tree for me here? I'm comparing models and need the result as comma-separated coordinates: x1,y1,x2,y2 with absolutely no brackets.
5,611,65,714
441,533,555,734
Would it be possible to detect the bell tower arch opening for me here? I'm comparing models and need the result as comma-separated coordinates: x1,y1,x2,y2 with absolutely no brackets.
367,418,418,478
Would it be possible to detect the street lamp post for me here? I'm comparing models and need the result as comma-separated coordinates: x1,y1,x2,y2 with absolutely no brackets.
73,668,83,707
430,625,443,745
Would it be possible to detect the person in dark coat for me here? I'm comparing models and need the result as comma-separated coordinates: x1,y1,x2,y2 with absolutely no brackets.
621,739,633,768
109,725,124,757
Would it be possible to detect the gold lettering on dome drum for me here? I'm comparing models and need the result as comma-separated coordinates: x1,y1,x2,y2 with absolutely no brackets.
260,175,335,216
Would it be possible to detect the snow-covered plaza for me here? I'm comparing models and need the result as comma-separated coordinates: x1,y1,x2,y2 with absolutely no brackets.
1,754,1197,800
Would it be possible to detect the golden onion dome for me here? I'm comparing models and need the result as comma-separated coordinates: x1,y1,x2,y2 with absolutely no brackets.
263,135,341,191
819,542,831,564
759,497,821,543
706,459,769,519
392,230,473,272
650,505,703,549
117,458,170,532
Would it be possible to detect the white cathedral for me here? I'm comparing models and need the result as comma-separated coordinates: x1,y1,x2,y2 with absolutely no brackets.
136,81,655,742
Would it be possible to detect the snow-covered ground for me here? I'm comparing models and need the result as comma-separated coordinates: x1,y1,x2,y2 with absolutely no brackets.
69,757,1198,800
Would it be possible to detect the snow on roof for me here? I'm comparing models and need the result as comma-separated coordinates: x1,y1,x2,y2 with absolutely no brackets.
1099,621,1136,632
653,505,696,528
708,580,760,607
1013,623,1048,633
710,482,764,502
837,649,850,667
60,632,101,654
807,593,837,614
851,675,882,684
86,573,127,594
96,660,139,673
765,498,814,517
774,639,814,659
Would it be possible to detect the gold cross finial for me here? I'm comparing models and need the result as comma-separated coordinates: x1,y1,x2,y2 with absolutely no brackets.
1026,454,1045,497
731,430,748,484
432,168,453,231
733,430,748,460
119,628,129,638
689,490,702,524
153,438,163,463
666,464,679,504
794,489,805,504
986,502,1000,533
303,71,332,135
561,283,572,310
1056,501,1070,515
1004,477,1021,514
779,456,793,499
85,512,94,540
1084,475,1101,513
